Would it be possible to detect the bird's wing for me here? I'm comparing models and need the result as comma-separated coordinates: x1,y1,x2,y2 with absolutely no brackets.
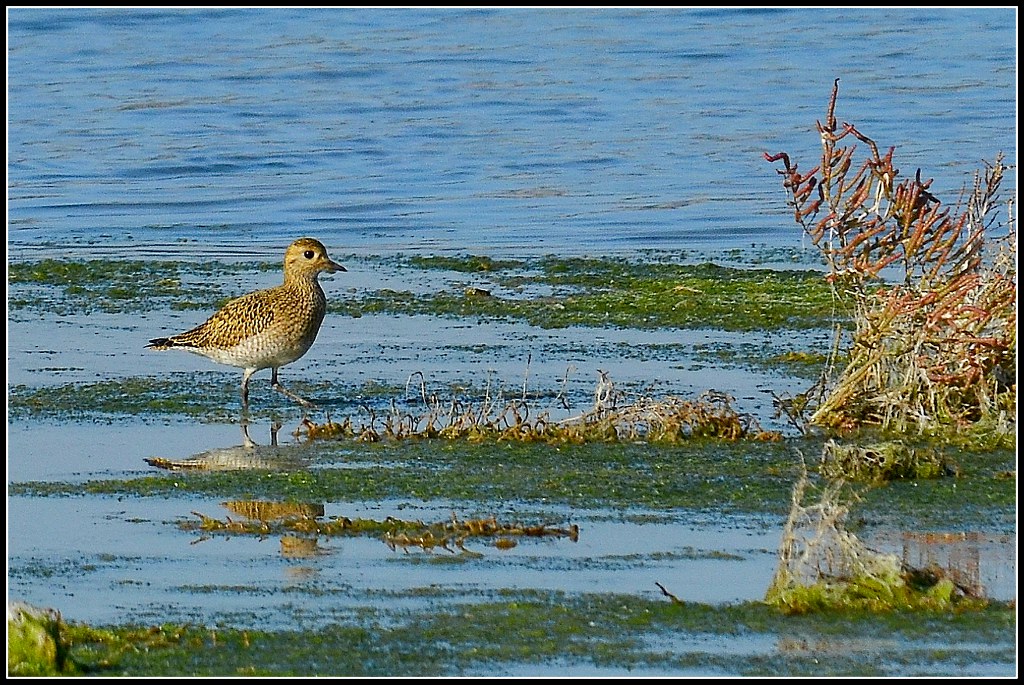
171,289,278,349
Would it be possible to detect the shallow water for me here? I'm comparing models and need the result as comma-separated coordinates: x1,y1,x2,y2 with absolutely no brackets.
7,494,781,630
6,294,1017,629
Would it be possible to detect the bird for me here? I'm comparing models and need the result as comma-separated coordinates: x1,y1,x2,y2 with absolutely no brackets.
146,237,345,412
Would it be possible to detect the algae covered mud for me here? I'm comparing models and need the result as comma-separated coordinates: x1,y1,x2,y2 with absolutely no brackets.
7,251,1016,676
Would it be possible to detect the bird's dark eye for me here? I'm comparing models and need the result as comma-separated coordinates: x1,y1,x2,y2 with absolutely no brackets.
303,250,315,259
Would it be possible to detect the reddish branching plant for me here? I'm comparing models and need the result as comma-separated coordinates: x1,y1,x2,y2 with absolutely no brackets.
765,79,1015,435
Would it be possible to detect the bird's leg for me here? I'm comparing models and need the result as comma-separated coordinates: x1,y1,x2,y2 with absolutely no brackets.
241,368,257,415
240,422,257,449
271,367,317,409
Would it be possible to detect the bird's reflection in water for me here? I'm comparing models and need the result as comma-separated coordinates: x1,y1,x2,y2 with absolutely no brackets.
241,420,275,449
280,535,326,561
146,420,331,573
144,421,308,471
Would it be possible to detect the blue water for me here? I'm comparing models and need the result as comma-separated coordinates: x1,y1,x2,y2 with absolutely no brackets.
7,7,1017,259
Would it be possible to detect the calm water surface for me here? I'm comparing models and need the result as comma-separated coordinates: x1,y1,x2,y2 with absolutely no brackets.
7,7,1017,260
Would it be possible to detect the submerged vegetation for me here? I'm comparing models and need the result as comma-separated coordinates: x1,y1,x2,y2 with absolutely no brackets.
10,439,806,514
10,437,1014,530
346,258,843,331
12,591,1016,677
8,252,842,332
5,259,262,314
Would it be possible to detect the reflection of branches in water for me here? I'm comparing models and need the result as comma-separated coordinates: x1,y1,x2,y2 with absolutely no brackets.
384,513,580,555
280,535,324,560
818,439,954,483
298,371,781,444
187,500,326,549
182,509,579,555
223,501,324,521
896,531,991,599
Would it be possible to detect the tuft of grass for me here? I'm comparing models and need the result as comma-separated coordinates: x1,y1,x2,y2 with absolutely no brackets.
818,440,955,483
296,383,781,446
766,465,994,613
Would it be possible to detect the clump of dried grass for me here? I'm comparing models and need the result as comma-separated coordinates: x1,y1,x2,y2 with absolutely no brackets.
298,370,780,445
555,374,780,443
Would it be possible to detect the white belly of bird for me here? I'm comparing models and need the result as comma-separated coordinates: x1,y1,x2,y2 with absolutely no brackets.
194,331,314,370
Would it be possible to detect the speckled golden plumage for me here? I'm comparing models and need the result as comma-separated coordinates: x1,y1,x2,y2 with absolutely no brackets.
147,238,345,411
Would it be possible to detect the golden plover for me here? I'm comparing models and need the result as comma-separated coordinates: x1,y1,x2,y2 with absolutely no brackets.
146,237,345,412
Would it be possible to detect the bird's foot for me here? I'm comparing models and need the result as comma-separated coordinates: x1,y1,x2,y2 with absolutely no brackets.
272,382,318,410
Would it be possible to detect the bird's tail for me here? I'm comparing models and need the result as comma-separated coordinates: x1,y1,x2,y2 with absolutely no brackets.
146,337,178,350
